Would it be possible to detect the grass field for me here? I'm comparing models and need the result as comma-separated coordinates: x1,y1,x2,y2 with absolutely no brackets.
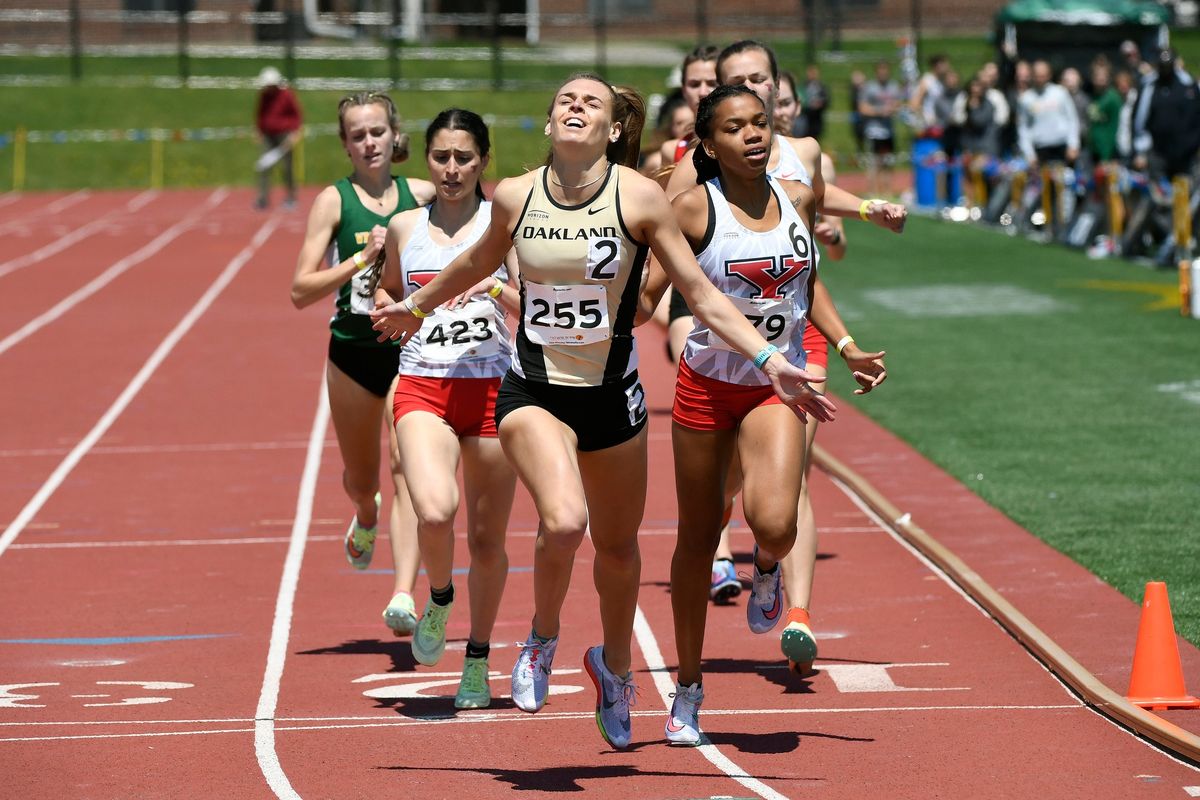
821,217,1200,644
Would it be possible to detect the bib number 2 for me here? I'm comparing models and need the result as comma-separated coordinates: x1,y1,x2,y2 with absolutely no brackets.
524,282,610,346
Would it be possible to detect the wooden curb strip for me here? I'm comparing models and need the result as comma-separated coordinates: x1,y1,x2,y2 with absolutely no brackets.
812,443,1200,766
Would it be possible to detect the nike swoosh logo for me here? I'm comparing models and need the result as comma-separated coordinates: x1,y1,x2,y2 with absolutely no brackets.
587,206,608,215
764,593,782,620
666,718,685,733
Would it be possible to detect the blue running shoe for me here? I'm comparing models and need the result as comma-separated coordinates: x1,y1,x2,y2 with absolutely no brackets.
746,546,783,634
710,558,742,605
583,645,637,749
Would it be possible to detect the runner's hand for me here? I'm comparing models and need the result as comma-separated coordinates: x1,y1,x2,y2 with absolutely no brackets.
369,300,422,345
867,201,907,233
362,225,388,263
445,277,497,310
840,344,887,395
762,355,836,423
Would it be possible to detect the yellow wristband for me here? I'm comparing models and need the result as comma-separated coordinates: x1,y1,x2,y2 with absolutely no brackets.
405,295,429,319
858,199,876,221
487,279,504,298
352,250,369,271
835,335,855,355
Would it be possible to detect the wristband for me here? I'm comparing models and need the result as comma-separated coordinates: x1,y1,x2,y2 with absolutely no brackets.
404,295,429,319
487,279,504,298
752,344,779,370
859,198,883,221
352,250,369,271
835,335,855,355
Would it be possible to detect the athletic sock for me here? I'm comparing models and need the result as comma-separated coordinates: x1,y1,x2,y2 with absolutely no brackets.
430,582,454,607
532,628,555,644
758,560,779,574
715,557,734,565
465,639,490,660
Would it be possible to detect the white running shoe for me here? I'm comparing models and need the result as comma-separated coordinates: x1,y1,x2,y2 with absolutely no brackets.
746,546,783,634
511,630,557,712
583,645,637,749
411,599,453,666
382,591,417,636
664,681,704,745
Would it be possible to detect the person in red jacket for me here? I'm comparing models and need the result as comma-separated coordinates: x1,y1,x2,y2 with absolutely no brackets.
255,66,303,210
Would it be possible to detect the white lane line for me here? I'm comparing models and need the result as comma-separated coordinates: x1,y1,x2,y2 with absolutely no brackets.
0,213,281,560
0,189,158,279
0,188,228,355
1183,787,1200,796
633,605,788,800
9,535,342,550
126,190,158,212
253,381,328,800
0,194,20,209
0,703,1083,743
0,439,325,458
45,190,91,213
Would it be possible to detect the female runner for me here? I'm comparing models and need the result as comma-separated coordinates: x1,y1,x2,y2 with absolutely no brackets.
290,92,433,634
376,108,520,709
370,73,832,750
651,86,886,744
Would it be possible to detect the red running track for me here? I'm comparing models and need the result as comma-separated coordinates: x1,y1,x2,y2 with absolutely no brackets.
0,188,1197,799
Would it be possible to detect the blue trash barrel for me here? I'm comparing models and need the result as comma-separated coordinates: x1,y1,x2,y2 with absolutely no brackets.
912,136,940,207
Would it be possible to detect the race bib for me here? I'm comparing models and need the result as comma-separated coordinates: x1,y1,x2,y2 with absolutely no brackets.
418,300,501,362
349,267,375,315
523,282,610,346
707,294,796,353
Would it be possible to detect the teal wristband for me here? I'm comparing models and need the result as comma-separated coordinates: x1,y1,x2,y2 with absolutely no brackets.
753,345,779,370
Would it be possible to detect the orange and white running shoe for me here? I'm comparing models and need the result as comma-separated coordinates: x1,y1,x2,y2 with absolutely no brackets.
781,607,817,674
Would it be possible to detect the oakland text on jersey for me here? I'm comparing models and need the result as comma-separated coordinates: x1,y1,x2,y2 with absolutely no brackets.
520,224,620,241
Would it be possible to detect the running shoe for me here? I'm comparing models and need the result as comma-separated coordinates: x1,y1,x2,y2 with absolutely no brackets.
710,558,742,605
454,657,491,709
664,681,704,746
746,546,783,634
511,630,558,712
411,598,453,666
781,607,818,675
583,645,637,749
344,492,380,570
382,591,417,636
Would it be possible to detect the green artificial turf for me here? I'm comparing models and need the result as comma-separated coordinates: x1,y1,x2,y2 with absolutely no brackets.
820,217,1200,644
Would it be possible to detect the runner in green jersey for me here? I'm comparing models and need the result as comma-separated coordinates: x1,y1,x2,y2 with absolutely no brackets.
290,92,435,635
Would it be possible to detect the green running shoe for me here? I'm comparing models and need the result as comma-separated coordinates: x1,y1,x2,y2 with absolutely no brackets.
382,591,417,636
344,492,380,570
411,598,453,666
454,657,492,709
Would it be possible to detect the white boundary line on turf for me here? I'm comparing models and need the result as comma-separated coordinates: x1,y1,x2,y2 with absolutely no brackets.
253,380,328,800
0,212,280,560
0,188,228,356
0,189,158,279
632,605,788,800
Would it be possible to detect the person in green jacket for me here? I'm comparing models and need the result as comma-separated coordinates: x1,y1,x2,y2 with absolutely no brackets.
1087,60,1123,164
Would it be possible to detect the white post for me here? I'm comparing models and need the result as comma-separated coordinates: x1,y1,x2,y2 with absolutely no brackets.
403,0,422,43
526,0,539,46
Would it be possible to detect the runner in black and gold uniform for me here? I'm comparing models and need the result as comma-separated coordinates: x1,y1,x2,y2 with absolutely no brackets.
290,92,434,634
370,73,832,750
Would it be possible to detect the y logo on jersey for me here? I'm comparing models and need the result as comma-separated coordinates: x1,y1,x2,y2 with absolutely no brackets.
406,270,439,293
724,254,809,299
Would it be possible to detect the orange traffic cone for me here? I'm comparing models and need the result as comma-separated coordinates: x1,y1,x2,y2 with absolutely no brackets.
1126,581,1200,711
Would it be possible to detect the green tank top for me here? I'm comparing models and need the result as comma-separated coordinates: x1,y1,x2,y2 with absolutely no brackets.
329,175,419,345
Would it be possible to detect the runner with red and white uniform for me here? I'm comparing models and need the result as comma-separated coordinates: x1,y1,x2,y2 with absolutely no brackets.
646,85,887,745
377,108,519,710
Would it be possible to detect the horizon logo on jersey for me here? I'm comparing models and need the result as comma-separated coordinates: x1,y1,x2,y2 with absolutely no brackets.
355,231,372,245
724,254,810,299
521,225,619,241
